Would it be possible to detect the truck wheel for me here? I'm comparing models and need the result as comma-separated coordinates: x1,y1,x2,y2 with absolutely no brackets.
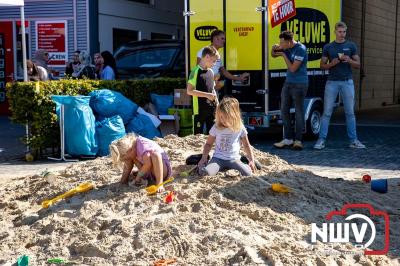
305,102,322,140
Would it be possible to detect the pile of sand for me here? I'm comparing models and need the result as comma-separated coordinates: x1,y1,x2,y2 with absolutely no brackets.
0,134,399,265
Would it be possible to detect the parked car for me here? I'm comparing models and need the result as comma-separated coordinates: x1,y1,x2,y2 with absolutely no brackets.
114,40,185,80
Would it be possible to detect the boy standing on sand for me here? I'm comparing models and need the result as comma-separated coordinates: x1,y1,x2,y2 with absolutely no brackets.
187,46,220,134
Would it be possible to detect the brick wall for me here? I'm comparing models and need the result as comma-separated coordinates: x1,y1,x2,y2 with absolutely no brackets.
344,0,400,109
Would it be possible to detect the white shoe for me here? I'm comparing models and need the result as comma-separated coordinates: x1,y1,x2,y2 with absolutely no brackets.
273,139,293,149
314,139,326,150
349,140,366,149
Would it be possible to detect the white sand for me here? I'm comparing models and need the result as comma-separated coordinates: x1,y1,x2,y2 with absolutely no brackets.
0,134,399,265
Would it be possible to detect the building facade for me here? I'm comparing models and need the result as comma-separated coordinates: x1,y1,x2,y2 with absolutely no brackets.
0,0,399,111
343,0,400,109
98,0,184,53
0,0,184,115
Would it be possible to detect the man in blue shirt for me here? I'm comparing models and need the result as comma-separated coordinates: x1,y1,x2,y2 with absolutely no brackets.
314,21,366,150
272,30,308,150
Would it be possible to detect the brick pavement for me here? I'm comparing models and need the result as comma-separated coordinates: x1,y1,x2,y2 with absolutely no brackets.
252,124,400,181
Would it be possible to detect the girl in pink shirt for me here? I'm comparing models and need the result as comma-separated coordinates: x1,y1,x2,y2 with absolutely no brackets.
110,134,171,192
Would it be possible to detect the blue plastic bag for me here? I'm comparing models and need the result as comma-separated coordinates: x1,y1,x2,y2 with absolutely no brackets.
95,115,126,156
52,95,98,156
150,93,174,115
89,89,138,124
126,114,161,139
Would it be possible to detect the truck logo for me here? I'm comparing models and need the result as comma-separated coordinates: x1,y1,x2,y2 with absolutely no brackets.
281,8,330,61
194,26,218,41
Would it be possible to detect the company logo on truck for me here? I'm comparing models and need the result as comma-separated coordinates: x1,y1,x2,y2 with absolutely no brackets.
281,8,330,61
194,26,218,41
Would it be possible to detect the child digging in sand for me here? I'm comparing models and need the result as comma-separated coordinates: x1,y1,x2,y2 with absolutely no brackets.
110,134,172,192
198,97,256,176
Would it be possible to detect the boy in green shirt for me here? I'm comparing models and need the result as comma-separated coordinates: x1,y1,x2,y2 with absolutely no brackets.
187,46,220,134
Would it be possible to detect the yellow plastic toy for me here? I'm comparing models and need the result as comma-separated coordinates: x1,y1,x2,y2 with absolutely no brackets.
41,182,94,209
145,177,174,195
271,183,291,193
255,177,291,193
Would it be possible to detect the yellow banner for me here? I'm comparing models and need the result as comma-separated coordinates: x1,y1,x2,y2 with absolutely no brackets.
225,0,262,70
188,0,224,70
268,0,341,70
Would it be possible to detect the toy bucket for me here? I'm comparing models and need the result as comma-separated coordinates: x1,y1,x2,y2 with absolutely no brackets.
371,179,388,193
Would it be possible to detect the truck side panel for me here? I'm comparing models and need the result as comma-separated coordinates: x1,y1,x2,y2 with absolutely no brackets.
188,0,224,71
268,0,341,111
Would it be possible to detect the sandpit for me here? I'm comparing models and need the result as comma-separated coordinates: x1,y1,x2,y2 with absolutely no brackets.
0,134,399,265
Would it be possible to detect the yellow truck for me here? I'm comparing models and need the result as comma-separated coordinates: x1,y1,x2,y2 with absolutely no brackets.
184,0,341,138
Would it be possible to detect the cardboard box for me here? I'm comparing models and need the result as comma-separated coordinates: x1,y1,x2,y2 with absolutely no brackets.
174,89,192,106
158,113,180,137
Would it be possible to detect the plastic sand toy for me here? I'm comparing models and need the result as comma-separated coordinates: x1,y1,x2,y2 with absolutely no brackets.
41,182,94,208
145,177,174,195
164,191,175,204
17,255,29,266
271,183,291,193
153,258,177,266
180,165,197,177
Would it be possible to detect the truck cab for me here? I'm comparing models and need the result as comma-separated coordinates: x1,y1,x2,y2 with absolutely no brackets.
184,0,341,138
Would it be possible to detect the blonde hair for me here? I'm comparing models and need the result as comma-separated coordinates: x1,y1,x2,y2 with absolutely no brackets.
335,21,347,30
109,133,137,168
202,46,220,59
215,97,243,132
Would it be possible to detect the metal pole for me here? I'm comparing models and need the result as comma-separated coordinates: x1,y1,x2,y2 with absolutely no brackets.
60,104,65,159
48,104,78,162
20,6,27,82
184,0,189,79
21,6,30,154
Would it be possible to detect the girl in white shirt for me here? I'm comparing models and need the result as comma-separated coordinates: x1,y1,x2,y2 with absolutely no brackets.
198,97,256,176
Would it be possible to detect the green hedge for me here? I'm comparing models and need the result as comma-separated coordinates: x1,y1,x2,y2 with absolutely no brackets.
6,78,186,156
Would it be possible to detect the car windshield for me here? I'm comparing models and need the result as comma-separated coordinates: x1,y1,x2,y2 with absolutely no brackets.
116,48,178,69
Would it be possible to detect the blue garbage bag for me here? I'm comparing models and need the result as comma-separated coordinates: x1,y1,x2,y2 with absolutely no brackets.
89,89,138,124
95,115,126,156
126,114,161,139
52,95,98,156
150,93,173,115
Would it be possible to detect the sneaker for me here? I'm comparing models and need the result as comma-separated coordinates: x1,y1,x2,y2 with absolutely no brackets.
313,138,326,150
349,140,366,149
273,139,293,149
292,140,303,150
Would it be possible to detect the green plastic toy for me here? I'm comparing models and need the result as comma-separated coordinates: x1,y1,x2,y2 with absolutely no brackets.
47,258,75,265
17,255,29,266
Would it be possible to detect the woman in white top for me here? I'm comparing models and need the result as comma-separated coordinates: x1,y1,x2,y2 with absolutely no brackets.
100,50,118,80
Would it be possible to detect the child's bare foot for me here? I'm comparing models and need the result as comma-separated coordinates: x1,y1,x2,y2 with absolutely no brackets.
134,178,145,187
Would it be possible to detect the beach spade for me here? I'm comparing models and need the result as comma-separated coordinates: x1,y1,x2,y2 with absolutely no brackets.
180,165,198,177
255,176,291,193
146,177,174,195
41,182,94,209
